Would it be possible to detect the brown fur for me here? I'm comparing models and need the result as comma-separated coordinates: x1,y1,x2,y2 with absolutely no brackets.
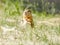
22,9,34,28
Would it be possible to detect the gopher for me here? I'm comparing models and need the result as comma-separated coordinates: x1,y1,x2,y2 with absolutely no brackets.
22,8,34,28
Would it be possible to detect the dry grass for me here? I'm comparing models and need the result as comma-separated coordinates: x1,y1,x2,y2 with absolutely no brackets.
0,2,60,45
0,14,60,45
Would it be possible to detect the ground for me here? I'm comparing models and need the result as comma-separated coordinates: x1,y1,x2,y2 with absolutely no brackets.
0,12,60,45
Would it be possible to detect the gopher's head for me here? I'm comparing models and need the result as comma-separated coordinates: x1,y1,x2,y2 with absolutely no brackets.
23,9,31,15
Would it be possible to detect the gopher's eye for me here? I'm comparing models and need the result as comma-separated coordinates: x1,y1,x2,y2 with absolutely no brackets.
25,12,28,15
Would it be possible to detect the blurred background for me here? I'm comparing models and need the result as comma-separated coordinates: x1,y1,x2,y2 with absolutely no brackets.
0,0,60,45
0,0,60,15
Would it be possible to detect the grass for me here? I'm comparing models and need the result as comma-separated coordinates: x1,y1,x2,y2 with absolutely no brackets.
0,1,60,45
